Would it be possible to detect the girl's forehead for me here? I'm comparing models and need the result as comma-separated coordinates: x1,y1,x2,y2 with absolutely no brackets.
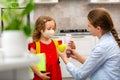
46,20,54,24
45,21,55,27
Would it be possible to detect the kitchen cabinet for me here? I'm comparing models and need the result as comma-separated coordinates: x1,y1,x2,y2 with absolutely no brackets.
89,0,120,4
0,35,1,48
34,0,58,4
55,34,97,78
72,35,96,56
14,0,58,4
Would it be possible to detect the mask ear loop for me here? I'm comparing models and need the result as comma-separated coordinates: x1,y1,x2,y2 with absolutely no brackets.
40,30,44,34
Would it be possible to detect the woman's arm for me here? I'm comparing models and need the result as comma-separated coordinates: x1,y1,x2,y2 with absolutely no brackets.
66,47,106,80
68,41,86,64
59,48,86,64
70,49,86,64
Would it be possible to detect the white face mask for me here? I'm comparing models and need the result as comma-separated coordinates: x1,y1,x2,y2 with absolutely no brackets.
41,29,55,38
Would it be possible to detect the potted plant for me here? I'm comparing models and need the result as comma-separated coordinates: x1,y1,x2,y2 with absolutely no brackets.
0,0,35,58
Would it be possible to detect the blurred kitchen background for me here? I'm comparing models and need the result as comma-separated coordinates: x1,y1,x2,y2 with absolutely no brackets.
0,0,120,80
33,0,120,33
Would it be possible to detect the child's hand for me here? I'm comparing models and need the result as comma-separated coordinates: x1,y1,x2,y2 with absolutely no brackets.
58,44,67,53
40,72,50,80
57,48,69,64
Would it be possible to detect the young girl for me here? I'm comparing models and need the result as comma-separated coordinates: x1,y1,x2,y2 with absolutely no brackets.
58,8,120,80
28,16,62,80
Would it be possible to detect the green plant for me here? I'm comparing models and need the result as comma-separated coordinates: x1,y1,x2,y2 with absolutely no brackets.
0,0,35,37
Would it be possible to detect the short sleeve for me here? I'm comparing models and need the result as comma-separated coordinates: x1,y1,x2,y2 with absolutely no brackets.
58,40,62,45
28,42,36,51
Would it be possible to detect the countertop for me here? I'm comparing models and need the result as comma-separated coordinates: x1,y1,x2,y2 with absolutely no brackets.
0,54,39,71
55,32,91,36
55,32,120,36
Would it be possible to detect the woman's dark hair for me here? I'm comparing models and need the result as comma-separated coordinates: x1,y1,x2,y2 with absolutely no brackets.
87,8,120,47
32,16,56,42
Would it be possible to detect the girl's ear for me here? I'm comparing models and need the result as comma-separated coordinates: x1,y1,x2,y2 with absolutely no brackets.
40,29,44,33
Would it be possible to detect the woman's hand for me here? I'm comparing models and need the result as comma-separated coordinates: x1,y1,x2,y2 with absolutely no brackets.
68,41,76,49
67,48,78,60
40,72,50,80
67,48,86,64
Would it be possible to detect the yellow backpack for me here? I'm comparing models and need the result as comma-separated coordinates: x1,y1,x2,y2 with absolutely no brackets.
30,39,59,72
35,39,59,57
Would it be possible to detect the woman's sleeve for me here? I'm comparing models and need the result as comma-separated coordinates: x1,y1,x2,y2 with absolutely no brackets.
28,42,36,51
66,46,107,80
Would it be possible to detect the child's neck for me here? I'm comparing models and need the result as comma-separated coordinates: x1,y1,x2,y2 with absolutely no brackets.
40,37,52,44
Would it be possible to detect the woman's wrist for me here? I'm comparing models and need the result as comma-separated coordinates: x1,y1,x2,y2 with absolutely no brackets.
77,54,86,64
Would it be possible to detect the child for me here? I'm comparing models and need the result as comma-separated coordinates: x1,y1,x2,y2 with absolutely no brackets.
28,16,62,80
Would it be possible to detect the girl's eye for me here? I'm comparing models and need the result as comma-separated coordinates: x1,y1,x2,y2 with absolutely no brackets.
47,27,55,30
46,27,51,30
47,28,51,30
51,27,55,30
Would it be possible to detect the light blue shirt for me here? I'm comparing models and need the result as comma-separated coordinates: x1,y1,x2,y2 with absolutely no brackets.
66,32,120,80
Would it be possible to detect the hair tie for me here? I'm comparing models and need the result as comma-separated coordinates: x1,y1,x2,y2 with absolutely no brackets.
43,19,47,22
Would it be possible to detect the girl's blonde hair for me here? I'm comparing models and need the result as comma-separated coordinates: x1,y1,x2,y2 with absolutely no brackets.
32,16,56,42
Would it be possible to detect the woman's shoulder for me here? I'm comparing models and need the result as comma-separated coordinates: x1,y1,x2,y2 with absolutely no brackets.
93,37,119,55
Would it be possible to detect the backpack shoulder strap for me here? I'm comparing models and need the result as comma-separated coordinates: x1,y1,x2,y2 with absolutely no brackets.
53,39,59,58
34,41,46,72
35,39,59,57
53,39,59,48
35,41,40,54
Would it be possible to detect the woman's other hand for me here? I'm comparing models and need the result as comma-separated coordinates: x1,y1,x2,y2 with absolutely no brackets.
67,48,78,60
68,41,76,49
67,48,86,64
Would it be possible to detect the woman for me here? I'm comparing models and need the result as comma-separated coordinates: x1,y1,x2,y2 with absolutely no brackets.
58,8,120,80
